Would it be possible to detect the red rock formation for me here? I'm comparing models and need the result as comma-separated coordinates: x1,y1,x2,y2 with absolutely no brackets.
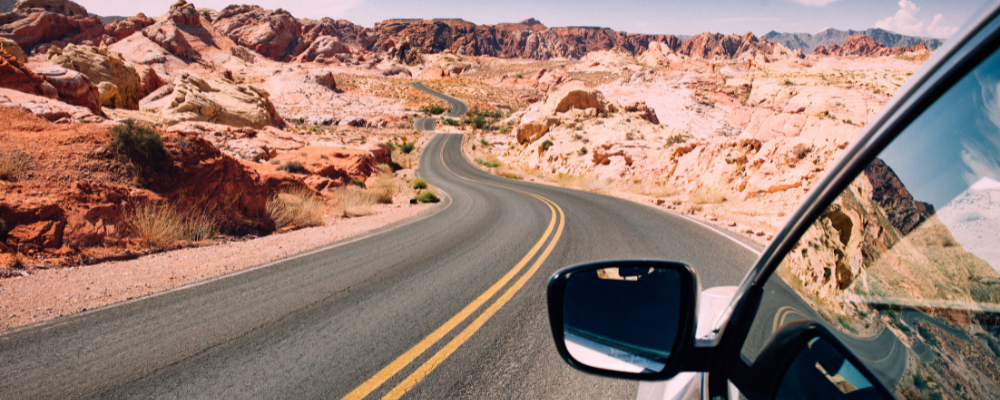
212,5,303,61
11,0,87,16
32,64,100,114
812,35,930,57
677,32,800,62
0,49,57,97
104,13,154,41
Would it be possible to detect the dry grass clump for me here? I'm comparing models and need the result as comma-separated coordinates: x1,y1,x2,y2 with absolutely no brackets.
689,188,727,204
125,202,218,248
0,148,31,181
625,181,679,198
371,165,399,204
333,186,377,217
266,190,327,229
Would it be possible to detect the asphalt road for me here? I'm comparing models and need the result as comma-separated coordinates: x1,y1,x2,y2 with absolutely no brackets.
412,82,467,131
0,88,759,400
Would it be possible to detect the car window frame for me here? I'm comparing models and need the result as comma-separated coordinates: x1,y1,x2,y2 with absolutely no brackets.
704,1,1000,397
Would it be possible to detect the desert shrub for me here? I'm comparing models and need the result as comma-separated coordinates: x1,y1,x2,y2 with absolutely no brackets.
372,170,397,204
476,159,500,168
689,188,726,204
400,142,416,154
278,160,306,173
541,140,554,151
480,139,489,147
443,118,460,127
350,178,367,188
468,115,487,129
125,202,218,248
665,134,687,146
0,148,30,181
412,178,428,189
421,104,448,115
333,186,376,217
500,172,523,180
110,119,169,176
913,374,928,390
578,146,588,156
385,141,396,152
415,190,440,203
266,190,326,229
792,143,811,159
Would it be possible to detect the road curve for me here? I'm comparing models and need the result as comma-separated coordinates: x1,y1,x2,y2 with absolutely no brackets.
0,90,758,400
412,82,468,131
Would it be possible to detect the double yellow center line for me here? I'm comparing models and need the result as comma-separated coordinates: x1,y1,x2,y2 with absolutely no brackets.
341,135,565,400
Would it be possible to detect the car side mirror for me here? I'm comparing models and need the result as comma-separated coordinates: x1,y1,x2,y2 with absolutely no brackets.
546,260,700,380
751,321,895,400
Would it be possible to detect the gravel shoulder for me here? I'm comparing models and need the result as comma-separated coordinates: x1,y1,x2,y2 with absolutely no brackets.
0,202,436,332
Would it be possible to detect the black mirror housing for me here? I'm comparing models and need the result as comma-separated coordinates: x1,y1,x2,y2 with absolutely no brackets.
749,321,896,400
546,260,700,381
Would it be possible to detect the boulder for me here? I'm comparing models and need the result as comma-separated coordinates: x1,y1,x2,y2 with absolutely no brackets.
418,63,445,80
11,0,87,16
33,64,100,114
539,81,614,116
0,37,26,62
47,43,142,109
0,87,98,121
212,4,302,61
104,13,155,41
149,72,285,129
268,146,378,190
624,101,659,124
0,49,57,97
294,35,350,62
515,119,553,144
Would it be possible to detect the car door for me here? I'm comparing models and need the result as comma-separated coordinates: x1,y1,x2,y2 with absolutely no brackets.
727,4,1000,399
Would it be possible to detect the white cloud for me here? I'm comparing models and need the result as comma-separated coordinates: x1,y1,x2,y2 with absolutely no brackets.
786,0,841,6
875,0,958,38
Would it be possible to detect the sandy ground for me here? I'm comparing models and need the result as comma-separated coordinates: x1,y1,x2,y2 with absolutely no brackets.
0,201,438,332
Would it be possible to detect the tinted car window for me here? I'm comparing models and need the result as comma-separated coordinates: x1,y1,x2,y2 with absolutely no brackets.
741,43,1000,399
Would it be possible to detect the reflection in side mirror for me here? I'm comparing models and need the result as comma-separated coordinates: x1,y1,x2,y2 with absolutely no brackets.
547,260,699,380
753,322,895,400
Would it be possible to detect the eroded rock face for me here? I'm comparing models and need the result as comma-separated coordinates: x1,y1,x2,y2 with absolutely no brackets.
294,35,349,63
678,32,803,62
0,48,56,97
103,13,154,41
813,35,930,57
864,158,934,235
150,72,285,129
0,37,25,61
140,1,204,62
33,64,99,113
0,9,103,50
11,0,86,16
0,87,97,120
267,146,383,193
212,5,302,61
47,43,142,109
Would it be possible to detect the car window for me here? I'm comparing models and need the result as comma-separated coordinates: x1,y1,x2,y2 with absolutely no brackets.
740,43,1000,399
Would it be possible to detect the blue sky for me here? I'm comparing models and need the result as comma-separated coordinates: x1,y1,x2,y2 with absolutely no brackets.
80,0,987,39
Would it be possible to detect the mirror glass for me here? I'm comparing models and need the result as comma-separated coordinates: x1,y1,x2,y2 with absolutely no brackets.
562,266,682,374
775,337,885,400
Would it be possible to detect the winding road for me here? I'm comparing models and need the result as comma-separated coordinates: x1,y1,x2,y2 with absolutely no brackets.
0,84,759,399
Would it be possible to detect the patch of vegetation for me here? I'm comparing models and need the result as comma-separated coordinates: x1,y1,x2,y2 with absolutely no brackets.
500,172,523,180
110,119,169,177
415,190,440,203
371,167,398,204
333,186,376,217
385,141,396,152
689,188,726,204
400,142,416,154
540,140,554,151
0,148,30,182
278,160,307,174
480,139,490,147
125,202,218,248
476,159,501,168
664,134,688,146
266,190,326,229
443,118,460,127
421,104,448,115
578,146,588,156
349,178,367,188
412,178,428,189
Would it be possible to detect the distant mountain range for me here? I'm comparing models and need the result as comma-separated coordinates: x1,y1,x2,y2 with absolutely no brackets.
763,28,944,54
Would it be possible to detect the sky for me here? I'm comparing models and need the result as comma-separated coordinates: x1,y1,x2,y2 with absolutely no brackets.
78,0,988,39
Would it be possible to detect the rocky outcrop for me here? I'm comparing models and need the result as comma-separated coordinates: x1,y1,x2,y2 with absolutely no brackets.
0,36,24,61
212,5,301,61
293,35,350,63
11,0,86,16
0,9,104,50
149,72,285,129
0,87,97,120
33,64,100,113
103,13,154,41
677,32,803,62
863,158,934,235
47,43,142,109
140,1,203,62
516,81,615,144
0,48,56,97
813,35,930,57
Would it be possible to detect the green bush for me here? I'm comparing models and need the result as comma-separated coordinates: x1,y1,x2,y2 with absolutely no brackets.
350,178,367,188
386,141,396,152
421,104,448,115
500,172,523,180
541,140,554,151
400,142,416,154
278,160,306,174
110,119,168,175
480,139,489,147
443,118,460,127
415,190,440,203
412,178,428,189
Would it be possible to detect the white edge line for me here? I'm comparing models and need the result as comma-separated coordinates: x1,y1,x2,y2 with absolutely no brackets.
3,185,454,338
